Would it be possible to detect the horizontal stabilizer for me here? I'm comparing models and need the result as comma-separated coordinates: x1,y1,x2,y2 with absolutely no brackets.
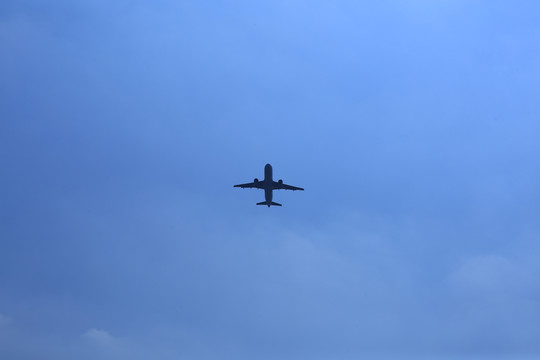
256,201,282,207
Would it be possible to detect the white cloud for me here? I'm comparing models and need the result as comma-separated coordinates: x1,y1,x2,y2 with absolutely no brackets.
79,328,136,360
448,254,535,296
81,328,117,347
0,313,10,326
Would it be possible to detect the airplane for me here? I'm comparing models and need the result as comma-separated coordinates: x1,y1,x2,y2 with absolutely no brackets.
234,163,304,207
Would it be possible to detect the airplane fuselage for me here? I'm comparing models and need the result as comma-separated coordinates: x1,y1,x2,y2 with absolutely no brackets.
263,163,273,206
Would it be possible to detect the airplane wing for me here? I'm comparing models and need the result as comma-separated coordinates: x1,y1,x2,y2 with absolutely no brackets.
234,181,264,189
273,181,304,191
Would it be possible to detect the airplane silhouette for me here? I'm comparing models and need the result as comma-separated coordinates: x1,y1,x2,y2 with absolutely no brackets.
234,164,304,207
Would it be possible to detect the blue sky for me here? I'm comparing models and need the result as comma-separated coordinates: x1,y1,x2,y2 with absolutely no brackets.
1,1,540,359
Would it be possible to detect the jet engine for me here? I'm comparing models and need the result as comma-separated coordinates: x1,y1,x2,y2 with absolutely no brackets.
254,178,259,183
278,179,283,184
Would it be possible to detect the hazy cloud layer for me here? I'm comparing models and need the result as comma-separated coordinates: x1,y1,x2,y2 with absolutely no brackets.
1,1,540,359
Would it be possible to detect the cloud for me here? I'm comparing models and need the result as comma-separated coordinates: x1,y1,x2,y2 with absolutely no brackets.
79,328,140,360
0,313,10,327
440,254,540,355
82,328,116,345
1,1,540,359
448,254,537,297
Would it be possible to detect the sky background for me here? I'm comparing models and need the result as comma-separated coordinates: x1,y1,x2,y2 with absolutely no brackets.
1,1,540,359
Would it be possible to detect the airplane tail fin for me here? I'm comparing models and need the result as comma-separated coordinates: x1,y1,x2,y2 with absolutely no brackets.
256,201,282,207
